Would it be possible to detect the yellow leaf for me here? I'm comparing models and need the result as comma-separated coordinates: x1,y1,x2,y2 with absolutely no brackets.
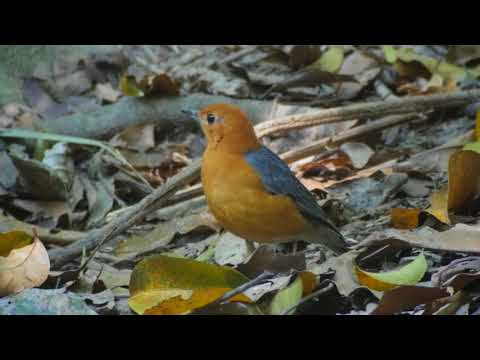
299,271,317,296
425,188,450,224
0,231,33,257
0,231,50,296
356,253,428,292
425,150,480,224
391,208,421,229
143,288,249,315
447,150,480,211
119,75,144,97
128,255,251,315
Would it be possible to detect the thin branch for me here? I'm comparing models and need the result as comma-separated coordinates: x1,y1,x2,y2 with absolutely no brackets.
216,271,276,304
281,281,335,315
255,89,480,138
280,113,425,163
48,160,202,268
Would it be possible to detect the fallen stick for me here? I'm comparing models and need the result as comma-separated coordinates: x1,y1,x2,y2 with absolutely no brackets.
40,89,480,141
280,113,424,163
48,160,202,268
47,90,479,267
40,94,309,140
255,89,480,138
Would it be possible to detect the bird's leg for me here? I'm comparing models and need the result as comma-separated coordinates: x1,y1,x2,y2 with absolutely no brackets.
292,241,299,256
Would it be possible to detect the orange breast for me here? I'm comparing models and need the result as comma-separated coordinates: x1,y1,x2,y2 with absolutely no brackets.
202,150,310,243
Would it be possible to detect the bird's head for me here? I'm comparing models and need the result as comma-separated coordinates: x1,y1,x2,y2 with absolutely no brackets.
183,103,260,153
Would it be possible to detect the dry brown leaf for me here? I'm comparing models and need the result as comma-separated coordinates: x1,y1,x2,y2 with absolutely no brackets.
371,286,449,315
383,224,480,254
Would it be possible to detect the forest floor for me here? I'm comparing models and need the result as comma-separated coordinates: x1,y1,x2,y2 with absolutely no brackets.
1,45,480,315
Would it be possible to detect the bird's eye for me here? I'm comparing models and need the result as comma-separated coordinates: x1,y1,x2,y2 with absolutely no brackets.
206,113,216,125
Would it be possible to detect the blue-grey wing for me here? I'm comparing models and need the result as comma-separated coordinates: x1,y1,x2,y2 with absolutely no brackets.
244,146,341,234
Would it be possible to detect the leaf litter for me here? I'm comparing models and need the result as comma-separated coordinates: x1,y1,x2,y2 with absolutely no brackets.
1,45,480,315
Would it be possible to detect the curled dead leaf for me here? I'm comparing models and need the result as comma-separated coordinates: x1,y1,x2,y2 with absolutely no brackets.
0,231,50,297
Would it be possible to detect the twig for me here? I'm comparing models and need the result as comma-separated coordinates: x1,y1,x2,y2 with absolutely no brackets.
216,271,276,304
280,113,424,163
281,281,335,315
47,90,480,267
255,89,480,138
48,160,202,268
219,46,257,65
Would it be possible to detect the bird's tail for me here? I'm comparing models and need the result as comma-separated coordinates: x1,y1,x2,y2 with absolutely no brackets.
308,226,349,255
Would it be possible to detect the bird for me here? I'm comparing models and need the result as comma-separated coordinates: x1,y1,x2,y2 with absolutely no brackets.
182,103,349,255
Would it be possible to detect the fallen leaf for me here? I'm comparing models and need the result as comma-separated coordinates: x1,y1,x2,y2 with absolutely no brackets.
371,286,449,315
214,232,252,266
391,208,422,229
95,83,122,103
384,46,480,83
373,224,480,254
120,71,179,98
268,276,303,315
128,255,250,315
309,46,345,74
0,288,97,315
299,271,318,296
242,275,293,303
0,231,50,296
340,142,375,169
309,250,361,296
237,246,306,279
11,154,70,201
426,150,480,224
112,124,155,152
190,301,263,315
447,45,480,66
115,211,218,258
356,253,427,292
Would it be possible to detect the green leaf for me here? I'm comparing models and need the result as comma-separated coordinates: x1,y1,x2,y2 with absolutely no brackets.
267,276,303,315
311,46,344,74
383,45,397,63
356,253,428,291
463,141,480,154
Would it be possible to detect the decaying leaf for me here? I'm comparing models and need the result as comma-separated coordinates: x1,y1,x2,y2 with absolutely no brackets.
340,142,375,169
384,46,480,84
371,286,449,315
115,211,218,259
128,255,250,315
0,288,97,315
120,71,179,98
309,250,361,296
237,246,306,279
0,231,50,297
369,224,480,255
214,232,252,266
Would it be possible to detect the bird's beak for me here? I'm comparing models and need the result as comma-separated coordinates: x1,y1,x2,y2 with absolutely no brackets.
182,108,199,120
